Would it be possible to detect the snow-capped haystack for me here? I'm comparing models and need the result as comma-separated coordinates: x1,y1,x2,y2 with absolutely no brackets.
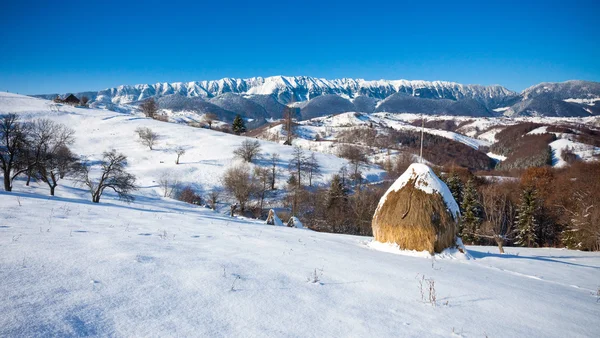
372,163,460,254
266,209,284,226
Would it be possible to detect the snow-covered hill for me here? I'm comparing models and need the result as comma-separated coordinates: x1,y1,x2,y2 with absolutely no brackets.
0,92,385,201
2,92,600,337
2,170,599,337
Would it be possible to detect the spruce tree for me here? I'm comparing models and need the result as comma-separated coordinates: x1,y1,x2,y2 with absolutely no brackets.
232,115,246,135
515,187,539,247
327,174,348,210
460,178,481,244
445,172,463,210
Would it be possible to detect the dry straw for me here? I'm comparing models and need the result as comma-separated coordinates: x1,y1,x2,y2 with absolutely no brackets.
372,178,457,253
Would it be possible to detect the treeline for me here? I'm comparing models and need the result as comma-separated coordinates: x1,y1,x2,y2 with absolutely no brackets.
442,162,600,251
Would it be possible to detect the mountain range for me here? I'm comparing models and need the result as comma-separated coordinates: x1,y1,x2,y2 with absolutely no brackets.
36,76,600,125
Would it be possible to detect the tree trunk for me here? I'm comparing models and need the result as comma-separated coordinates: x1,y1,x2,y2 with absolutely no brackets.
26,171,32,186
50,185,55,196
3,174,11,191
494,235,505,254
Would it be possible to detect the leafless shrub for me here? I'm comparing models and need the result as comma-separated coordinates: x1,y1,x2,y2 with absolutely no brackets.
416,274,437,306
158,171,180,197
206,189,221,210
203,113,218,129
176,185,202,205
223,163,258,211
307,268,323,284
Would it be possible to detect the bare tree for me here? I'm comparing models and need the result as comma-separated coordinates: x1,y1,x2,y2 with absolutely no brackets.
206,189,221,210
338,144,367,186
477,183,516,253
282,104,297,145
135,127,158,150
140,98,158,118
203,113,218,129
79,96,89,106
174,145,186,164
36,145,78,196
223,164,257,212
233,139,262,163
25,119,75,186
79,149,137,203
0,114,30,191
254,166,271,211
158,171,180,197
268,153,280,190
305,152,322,187
289,146,307,188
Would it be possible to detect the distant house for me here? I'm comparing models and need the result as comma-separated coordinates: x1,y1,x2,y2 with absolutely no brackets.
53,94,80,106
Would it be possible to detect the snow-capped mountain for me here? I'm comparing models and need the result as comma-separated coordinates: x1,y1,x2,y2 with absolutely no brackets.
38,76,518,106
36,77,600,121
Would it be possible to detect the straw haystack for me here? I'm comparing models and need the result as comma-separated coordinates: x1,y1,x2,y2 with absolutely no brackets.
372,163,460,254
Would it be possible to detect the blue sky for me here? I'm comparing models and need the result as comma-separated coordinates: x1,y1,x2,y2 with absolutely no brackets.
0,0,598,94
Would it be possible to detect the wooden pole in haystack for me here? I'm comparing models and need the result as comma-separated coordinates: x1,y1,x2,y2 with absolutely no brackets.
419,114,424,163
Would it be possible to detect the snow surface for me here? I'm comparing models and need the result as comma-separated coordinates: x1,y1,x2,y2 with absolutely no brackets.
2,92,600,337
486,152,507,162
563,97,600,106
376,163,460,218
1,189,599,337
550,138,600,168
527,126,549,135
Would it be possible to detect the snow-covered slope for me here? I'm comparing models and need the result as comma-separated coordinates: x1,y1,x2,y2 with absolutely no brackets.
0,92,385,198
2,92,600,337
377,163,460,217
2,180,599,337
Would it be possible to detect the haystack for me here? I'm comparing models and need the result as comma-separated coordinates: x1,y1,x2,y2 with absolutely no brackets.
266,209,284,226
372,163,460,254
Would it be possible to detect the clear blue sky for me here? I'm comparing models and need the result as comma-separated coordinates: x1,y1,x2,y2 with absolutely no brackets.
1,0,598,94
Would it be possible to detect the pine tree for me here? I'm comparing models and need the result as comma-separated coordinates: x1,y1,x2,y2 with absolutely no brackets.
445,172,463,210
514,187,539,247
232,115,246,135
460,178,481,244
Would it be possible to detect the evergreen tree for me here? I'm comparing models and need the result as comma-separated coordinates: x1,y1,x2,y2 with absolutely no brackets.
327,174,348,210
326,174,349,232
514,187,539,247
232,115,246,135
445,172,463,210
460,178,481,244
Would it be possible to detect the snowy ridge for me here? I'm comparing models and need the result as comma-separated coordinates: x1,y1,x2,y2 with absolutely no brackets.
43,75,518,106
376,163,460,217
